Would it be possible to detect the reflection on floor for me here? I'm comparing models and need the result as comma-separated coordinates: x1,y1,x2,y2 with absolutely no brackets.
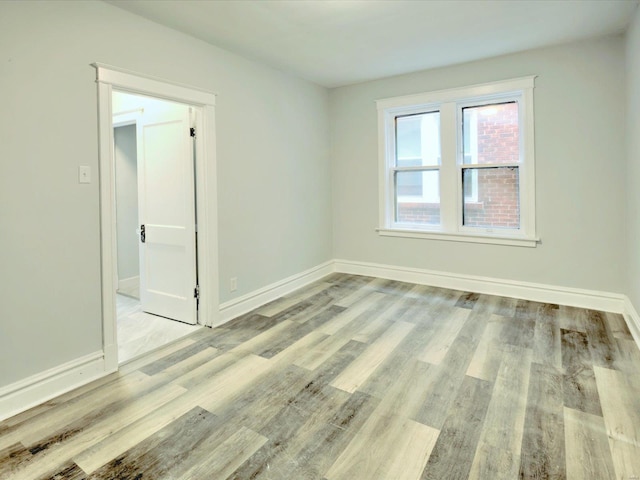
116,293,201,364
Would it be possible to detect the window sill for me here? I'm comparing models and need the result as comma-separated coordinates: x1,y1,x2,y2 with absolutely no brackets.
377,228,539,247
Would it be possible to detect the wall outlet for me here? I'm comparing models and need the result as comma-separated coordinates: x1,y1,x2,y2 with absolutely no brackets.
230,277,238,292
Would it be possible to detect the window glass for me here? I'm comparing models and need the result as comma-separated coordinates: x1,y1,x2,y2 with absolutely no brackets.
462,167,520,228
396,112,440,167
395,170,440,225
463,102,519,165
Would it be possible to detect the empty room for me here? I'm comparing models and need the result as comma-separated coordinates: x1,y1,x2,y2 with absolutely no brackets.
2,0,640,478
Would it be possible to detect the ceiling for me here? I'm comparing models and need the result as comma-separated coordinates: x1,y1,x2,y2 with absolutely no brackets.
105,0,639,88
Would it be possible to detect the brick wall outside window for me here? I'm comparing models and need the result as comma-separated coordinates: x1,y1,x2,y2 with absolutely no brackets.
397,103,520,228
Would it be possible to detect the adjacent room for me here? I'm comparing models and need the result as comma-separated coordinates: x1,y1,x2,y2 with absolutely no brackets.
1,0,640,478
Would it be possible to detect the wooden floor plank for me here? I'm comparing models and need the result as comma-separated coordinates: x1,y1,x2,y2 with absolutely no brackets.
561,329,603,416
325,409,438,480
258,305,346,358
1,273,639,480
330,320,414,393
35,461,86,480
317,292,387,335
422,375,493,480
73,392,196,474
87,406,222,480
564,406,617,480
616,337,640,367
518,362,566,480
229,318,296,356
175,426,267,480
282,395,371,478
413,319,488,430
0,443,32,477
374,358,433,420
419,307,470,365
558,305,588,333
333,277,388,308
357,321,433,399
466,314,505,382
468,345,532,479
0,371,150,452
76,346,228,472
6,383,186,480
139,340,217,376
532,303,562,368
469,346,532,479
584,310,621,370
193,353,272,413
593,365,640,480
605,312,633,340
257,281,333,317
118,336,197,373
455,291,480,309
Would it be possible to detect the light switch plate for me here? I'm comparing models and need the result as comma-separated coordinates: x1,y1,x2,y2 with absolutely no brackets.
79,166,91,184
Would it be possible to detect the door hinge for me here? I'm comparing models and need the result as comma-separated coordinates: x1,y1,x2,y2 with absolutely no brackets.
194,285,200,300
190,127,196,138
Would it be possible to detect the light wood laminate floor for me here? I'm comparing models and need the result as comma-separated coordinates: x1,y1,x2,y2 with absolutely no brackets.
2,274,640,479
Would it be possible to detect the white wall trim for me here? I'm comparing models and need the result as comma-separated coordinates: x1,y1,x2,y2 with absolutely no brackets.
0,352,109,422
93,63,220,371
117,276,139,295
334,259,625,314
94,63,216,106
118,275,139,291
623,297,640,350
218,261,335,326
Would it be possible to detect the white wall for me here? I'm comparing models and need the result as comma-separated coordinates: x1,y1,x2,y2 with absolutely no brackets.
114,124,139,282
0,1,331,388
330,36,626,294
627,6,640,309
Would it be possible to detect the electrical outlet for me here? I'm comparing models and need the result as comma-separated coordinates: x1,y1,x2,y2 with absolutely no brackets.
230,277,238,292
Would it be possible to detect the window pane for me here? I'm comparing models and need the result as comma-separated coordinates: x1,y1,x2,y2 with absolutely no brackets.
396,112,440,167
462,102,519,165
462,167,519,228
396,170,440,225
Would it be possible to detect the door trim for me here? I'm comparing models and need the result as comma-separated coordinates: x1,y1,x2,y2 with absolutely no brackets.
93,63,219,371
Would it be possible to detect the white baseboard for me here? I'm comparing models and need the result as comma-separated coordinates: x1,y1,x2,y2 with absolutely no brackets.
117,276,139,296
623,297,640,349
0,351,109,422
217,260,335,326
334,259,625,314
217,257,628,324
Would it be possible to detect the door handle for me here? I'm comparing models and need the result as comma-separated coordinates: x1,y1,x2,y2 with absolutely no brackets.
140,224,145,243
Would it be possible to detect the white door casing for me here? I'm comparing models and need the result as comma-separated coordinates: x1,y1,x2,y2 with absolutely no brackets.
137,103,198,324
94,63,219,371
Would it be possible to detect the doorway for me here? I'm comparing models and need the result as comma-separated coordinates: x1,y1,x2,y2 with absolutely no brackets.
112,91,201,363
94,64,219,372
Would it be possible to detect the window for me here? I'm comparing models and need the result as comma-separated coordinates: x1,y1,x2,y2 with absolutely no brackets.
377,76,537,247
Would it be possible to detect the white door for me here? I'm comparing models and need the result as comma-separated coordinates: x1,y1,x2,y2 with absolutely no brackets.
137,103,198,325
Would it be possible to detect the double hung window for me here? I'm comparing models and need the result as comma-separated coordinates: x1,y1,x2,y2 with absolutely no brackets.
377,77,537,247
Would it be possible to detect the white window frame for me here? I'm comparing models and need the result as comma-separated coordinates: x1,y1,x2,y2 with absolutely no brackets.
376,76,538,247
